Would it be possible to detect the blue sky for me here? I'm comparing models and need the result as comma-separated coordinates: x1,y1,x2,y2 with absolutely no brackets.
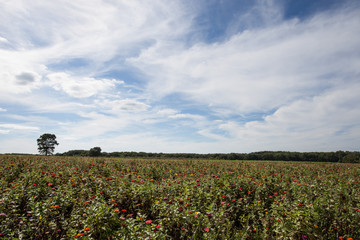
0,0,359,154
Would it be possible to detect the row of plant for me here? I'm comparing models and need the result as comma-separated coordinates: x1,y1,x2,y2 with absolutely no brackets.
0,155,359,239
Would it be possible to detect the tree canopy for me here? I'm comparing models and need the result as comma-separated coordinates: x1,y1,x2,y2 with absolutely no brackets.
37,133,59,156
89,147,102,157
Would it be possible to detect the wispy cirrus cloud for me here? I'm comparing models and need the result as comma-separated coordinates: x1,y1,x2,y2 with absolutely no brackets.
130,6,360,115
0,0,194,96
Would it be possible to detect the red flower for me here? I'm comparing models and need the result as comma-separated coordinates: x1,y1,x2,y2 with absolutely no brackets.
178,208,183,212
84,228,90,231
145,220,152,224
204,228,209,232
155,224,161,229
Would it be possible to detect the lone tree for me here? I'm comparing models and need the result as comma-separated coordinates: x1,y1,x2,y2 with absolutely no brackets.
37,133,59,156
89,147,102,157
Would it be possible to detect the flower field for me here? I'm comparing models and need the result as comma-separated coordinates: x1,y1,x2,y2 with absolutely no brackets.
0,155,359,239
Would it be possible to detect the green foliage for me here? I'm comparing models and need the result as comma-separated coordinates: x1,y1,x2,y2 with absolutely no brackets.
58,150,360,163
340,152,360,163
37,133,59,156
89,147,102,157
0,155,359,239
58,150,89,157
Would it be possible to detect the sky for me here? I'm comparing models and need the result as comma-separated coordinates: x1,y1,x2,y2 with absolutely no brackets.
0,0,359,154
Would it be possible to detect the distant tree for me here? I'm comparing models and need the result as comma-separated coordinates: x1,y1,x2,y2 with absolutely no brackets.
340,152,360,163
61,150,89,157
89,147,102,157
37,133,59,156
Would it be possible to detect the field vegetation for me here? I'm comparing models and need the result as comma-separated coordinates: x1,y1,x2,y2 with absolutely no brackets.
0,155,359,239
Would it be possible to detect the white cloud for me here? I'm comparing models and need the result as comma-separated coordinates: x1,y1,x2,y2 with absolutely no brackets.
156,109,179,116
0,0,193,61
112,99,150,112
97,99,150,113
168,113,204,120
0,123,39,131
55,100,151,141
47,72,122,98
130,7,360,115
0,49,45,94
0,36,8,43
218,84,360,151
0,0,193,95
0,107,6,112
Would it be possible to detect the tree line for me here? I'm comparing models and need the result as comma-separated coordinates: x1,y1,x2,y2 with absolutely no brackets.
35,133,360,163
56,150,360,163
